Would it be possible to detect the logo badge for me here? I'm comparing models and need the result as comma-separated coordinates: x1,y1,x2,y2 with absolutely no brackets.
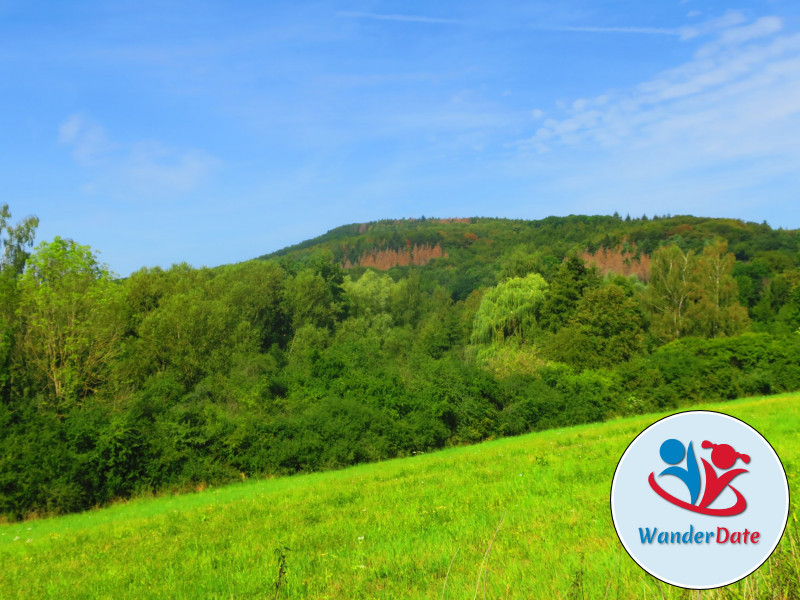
611,411,789,589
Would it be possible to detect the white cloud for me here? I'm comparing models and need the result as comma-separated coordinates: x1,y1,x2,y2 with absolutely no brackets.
512,15,800,219
125,142,219,194
678,10,746,40
338,12,462,25
531,12,749,40
520,17,800,153
58,114,218,197
542,25,682,36
694,16,783,57
58,114,115,165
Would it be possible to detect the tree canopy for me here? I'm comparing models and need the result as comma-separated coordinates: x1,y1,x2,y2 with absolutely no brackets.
2,209,800,519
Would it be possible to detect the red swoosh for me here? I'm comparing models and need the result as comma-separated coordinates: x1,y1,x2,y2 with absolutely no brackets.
648,472,747,516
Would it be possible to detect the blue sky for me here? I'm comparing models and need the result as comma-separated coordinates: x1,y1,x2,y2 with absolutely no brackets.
3,1,800,275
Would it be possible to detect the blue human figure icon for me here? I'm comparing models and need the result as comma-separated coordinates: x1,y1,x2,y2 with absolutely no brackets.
658,439,701,505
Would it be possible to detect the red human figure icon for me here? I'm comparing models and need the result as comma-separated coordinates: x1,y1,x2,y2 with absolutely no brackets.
698,441,750,510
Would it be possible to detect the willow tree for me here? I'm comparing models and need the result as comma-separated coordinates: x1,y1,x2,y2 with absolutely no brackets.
471,273,548,345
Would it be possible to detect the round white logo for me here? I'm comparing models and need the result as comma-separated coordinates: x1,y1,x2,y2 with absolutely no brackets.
610,411,789,589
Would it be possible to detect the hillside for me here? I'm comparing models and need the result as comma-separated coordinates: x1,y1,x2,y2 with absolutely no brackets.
258,214,799,300
2,392,798,599
3,207,800,521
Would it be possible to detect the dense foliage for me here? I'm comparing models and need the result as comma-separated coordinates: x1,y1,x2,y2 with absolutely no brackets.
2,207,799,519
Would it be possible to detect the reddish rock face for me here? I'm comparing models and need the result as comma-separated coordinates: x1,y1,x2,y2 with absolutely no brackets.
343,243,448,270
580,246,651,281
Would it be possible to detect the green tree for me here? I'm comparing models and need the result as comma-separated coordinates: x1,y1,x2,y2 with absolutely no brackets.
215,261,288,350
647,244,695,342
690,240,749,337
648,241,749,342
343,270,394,319
389,270,423,327
0,205,39,397
543,283,645,369
471,273,548,344
284,270,340,331
0,204,39,276
16,238,123,409
776,276,800,332
539,256,599,331
133,288,248,388
499,247,556,280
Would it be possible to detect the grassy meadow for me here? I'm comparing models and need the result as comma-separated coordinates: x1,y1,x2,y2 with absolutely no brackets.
1,392,798,599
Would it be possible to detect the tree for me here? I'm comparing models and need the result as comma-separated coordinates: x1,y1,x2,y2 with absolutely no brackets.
0,205,39,397
284,269,340,332
539,255,599,331
647,244,694,341
215,261,288,350
16,237,123,409
543,283,645,369
691,240,749,337
471,273,548,344
343,270,394,319
647,241,749,342
133,287,247,388
0,204,39,276
499,247,555,280
389,270,423,327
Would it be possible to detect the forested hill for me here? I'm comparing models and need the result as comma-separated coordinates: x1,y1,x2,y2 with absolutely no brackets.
258,214,798,301
2,206,800,520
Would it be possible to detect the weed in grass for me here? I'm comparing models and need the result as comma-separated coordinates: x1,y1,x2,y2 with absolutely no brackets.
567,552,585,600
272,545,290,599
473,511,505,600
440,548,459,600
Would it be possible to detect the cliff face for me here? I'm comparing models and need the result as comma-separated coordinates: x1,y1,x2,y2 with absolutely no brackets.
343,243,448,270
580,247,651,281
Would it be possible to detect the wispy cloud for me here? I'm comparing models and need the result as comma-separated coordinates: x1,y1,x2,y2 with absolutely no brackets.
519,16,799,152
511,15,800,220
678,10,747,39
528,11,749,40
694,16,783,57
58,114,115,166
538,25,682,37
338,11,463,25
58,114,219,198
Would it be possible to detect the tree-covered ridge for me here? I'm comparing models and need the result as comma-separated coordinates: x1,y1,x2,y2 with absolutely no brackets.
260,214,798,303
1,206,800,520
261,214,797,263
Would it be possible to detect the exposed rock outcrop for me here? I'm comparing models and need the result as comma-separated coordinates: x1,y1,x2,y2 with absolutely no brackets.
343,243,448,270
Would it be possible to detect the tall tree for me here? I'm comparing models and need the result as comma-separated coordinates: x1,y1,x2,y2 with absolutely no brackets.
647,244,694,341
648,241,748,342
16,237,123,409
0,205,39,397
543,283,645,369
0,204,39,276
343,270,394,319
539,255,599,331
691,240,749,337
471,273,548,345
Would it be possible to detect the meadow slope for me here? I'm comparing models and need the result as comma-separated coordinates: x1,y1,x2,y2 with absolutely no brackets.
1,393,798,599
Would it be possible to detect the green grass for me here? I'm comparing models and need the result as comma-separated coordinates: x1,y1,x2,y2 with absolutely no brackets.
2,393,799,599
